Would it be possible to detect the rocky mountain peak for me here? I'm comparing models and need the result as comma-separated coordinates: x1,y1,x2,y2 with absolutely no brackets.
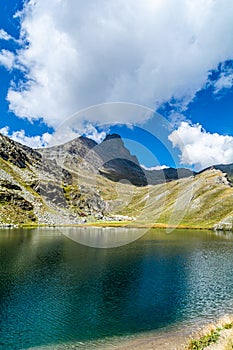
0,133,41,168
96,133,137,162
102,133,122,142
78,135,97,148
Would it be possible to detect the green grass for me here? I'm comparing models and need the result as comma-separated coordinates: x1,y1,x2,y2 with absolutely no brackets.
188,330,221,349
187,322,233,350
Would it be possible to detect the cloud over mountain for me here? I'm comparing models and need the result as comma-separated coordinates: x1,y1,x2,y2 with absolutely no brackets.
169,122,233,170
5,0,233,128
0,126,51,148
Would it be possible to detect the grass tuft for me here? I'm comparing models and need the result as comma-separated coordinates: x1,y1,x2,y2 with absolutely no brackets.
187,318,233,350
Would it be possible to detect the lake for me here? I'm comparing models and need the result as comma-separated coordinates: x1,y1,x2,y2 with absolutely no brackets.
0,227,233,349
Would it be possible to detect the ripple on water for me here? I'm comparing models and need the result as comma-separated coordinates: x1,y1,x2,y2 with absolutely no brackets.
0,228,233,350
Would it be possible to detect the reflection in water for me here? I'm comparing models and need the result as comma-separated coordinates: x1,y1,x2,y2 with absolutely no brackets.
62,226,146,248
0,228,232,349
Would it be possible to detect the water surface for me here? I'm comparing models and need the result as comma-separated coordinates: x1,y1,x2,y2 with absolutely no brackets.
0,227,233,349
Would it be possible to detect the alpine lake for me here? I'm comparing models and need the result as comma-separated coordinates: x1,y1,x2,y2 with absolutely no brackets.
0,227,233,349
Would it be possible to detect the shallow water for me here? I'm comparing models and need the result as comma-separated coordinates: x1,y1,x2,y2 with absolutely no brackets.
0,227,233,350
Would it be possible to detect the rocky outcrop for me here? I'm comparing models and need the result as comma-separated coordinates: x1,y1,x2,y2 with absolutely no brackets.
199,163,233,184
0,133,41,168
214,216,233,231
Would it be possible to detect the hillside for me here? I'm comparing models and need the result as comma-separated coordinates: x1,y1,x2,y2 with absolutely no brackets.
0,133,232,229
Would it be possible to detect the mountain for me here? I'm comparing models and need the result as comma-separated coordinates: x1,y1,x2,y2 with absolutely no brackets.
39,133,194,186
0,132,232,229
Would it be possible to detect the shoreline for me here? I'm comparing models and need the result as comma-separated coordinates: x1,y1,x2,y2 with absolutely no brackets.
24,316,233,350
90,315,233,350
0,221,232,232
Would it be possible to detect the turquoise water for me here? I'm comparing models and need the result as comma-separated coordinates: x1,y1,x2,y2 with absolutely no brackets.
0,228,233,349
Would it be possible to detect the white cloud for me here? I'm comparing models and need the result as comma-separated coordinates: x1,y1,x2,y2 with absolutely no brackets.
48,103,153,146
5,0,233,128
168,122,233,170
83,124,106,143
168,112,191,130
141,164,169,171
0,126,52,148
0,127,10,137
0,50,15,70
0,29,13,41
212,65,233,93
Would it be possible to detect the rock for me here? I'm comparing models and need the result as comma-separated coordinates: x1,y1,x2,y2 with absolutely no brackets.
214,216,233,231
0,180,21,191
215,174,230,186
99,158,148,186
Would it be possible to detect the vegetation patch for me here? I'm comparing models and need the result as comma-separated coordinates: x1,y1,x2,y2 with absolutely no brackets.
187,319,233,350
188,329,221,349
0,203,37,225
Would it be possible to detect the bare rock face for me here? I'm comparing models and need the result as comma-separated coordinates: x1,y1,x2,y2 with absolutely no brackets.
39,136,99,174
94,134,148,186
99,158,148,186
96,134,139,165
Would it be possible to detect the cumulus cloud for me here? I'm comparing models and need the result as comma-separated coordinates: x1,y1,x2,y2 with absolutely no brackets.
6,0,233,128
0,126,52,148
0,50,15,70
83,124,106,143
48,103,153,146
168,122,233,170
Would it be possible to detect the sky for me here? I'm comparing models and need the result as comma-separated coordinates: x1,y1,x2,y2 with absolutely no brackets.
0,0,233,171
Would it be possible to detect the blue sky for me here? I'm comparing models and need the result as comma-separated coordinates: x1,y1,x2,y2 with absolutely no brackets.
0,0,233,171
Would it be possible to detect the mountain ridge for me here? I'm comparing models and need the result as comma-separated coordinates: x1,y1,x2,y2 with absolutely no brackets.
0,132,232,229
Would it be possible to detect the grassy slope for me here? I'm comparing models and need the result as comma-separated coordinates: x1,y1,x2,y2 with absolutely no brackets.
98,169,233,229
0,156,232,228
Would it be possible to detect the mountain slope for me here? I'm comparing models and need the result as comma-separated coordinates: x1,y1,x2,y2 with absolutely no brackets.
116,168,232,229
0,133,232,229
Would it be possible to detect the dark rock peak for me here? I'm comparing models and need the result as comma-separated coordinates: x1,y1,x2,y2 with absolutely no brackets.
78,136,97,148
103,133,122,142
99,158,148,186
94,133,139,167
